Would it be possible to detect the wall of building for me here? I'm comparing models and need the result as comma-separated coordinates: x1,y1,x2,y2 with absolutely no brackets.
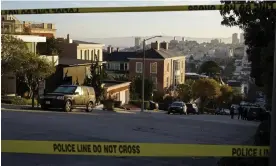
62,65,91,85
129,59,165,92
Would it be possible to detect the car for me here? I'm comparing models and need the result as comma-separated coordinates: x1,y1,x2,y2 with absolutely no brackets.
247,107,269,121
39,85,96,112
167,101,187,115
215,108,230,115
186,103,199,114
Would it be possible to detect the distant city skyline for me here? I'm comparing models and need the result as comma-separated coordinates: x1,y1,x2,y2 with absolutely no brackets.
2,0,242,39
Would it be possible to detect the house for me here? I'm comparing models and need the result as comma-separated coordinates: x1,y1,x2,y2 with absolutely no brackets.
45,64,131,104
1,15,56,38
227,80,249,97
103,47,137,78
128,41,186,93
1,35,47,96
58,34,105,65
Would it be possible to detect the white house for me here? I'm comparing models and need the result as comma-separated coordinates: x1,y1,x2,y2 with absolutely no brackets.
2,35,47,96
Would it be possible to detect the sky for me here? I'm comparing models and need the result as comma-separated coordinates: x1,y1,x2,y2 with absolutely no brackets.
1,0,241,39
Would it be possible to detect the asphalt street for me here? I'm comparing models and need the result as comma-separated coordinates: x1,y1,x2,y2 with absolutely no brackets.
1,107,259,166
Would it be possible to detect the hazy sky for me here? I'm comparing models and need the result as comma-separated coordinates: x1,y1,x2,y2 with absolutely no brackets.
1,0,241,39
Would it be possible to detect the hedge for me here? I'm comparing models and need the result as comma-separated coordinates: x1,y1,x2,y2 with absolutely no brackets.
2,96,37,106
129,100,150,109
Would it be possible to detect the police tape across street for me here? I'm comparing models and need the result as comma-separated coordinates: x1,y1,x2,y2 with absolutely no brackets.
1,140,269,157
1,2,276,15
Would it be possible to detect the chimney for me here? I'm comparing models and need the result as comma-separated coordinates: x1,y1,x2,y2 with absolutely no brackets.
116,47,119,52
160,41,168,50
66,34,70,43
151,41,159,50
174,36,176,40
111,47,114,52
107,46,112,53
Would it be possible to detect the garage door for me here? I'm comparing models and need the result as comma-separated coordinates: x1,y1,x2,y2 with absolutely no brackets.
120,90,126,104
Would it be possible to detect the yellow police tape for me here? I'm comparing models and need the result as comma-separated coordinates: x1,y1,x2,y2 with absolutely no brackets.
1,3,276,15
1,140,269,157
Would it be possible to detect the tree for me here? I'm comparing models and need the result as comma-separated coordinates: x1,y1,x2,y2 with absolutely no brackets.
192,78,221,112
130,76,153,101
83,61,107,103
177,79,195,102
37,37,62,55
220,1,275,107
223,59,236,78
217,85,233,107
1,35,29,75
17,53,55,108
199,61,222,77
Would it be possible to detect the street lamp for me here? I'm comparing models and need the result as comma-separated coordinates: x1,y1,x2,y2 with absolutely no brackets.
141,35,162,112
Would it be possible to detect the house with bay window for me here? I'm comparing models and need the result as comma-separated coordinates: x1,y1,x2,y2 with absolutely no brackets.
58,34,105,65
128,41,186,93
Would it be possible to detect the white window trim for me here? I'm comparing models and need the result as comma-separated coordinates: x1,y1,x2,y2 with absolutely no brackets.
150,62,157,74
136,62,142,73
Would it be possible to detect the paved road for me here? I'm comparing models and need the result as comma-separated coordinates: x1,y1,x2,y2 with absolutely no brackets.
2,107,259,166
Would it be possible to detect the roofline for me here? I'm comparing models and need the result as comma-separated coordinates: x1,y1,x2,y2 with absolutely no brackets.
59,61,107,67
128,58,164,60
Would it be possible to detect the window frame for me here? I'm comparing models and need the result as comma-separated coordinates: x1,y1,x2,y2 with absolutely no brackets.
136,62,142,73
150,62,157,74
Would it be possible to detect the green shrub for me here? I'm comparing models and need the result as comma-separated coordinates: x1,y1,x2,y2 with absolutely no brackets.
10,97,37,106
102,99,115,111
129,100,149,109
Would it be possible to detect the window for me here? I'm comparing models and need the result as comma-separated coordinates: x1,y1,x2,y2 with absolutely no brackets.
75,87,82,95
174,61,180,70
182,60,184,68
150,62,157,74
136,62,142,73
107,63,110,69
181,73,184,82
152,76,157,90
114,63,120,70
80,50,83,59
53,86,77,94
167,63,170,72
166,77,169,87
91,50,94,61
84,50,87,60
124,63,128,71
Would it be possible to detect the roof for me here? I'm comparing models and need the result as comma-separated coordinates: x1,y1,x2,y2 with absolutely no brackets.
103,51,137,62
131,48,185,59
73,40,100,44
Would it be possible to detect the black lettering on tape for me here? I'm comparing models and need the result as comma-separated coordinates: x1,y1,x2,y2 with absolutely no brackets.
118,145,140,154
92,144,102,153
77,144,92,153
188,5,216,11
32,9,50,14
5,10,19,15
232,148,258,157
104,145,117,153
53,143,76,152
259,148,269,157
51,8,79,14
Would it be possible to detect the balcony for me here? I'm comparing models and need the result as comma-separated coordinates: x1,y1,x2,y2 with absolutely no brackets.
1,21,56,37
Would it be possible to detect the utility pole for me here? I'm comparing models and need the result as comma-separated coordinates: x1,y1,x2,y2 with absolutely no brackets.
140,35,162,112
141,39,146,112
269,22,276,166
